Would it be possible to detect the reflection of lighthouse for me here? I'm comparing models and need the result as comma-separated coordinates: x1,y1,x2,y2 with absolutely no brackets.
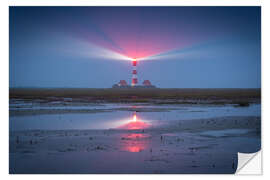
131,59,138,86
133,112,137,122
117,113,149,130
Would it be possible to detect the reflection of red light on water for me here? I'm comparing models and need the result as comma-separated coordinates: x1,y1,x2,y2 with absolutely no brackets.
118,121,149,130
118,113,150,130
126,133,149,138
126,146,143,152
118,114,150,152
121,133,149,152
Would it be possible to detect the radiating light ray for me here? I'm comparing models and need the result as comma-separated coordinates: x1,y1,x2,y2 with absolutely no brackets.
77,43,132,61
137,39,247,62
52,33,247,64
139,48,195,61
58,37,133,61
65,8,205,61
55,31,255,64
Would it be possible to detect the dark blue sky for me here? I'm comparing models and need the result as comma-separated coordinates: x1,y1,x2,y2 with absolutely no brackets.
9,7,261,88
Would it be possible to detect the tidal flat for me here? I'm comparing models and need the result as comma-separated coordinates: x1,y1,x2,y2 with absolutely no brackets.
9,88,261,174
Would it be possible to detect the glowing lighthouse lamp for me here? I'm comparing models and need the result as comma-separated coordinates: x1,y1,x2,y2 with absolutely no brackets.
131,58,138,86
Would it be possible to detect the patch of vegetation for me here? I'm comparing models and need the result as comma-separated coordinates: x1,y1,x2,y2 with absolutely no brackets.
9,88,261,104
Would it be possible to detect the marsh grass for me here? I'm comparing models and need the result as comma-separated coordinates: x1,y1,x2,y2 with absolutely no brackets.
9,88,260,104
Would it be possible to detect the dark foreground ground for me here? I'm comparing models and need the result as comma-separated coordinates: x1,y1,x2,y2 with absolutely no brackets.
9,117,261,174
9,88,261,174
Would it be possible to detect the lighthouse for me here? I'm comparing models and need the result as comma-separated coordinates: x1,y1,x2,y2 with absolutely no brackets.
112,58,156,88
131,59,138,86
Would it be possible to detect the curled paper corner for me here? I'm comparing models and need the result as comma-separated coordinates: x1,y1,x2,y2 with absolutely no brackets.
236,150,262,175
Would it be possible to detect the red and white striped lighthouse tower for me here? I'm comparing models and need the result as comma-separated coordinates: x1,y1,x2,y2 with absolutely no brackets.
131,59,138,86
